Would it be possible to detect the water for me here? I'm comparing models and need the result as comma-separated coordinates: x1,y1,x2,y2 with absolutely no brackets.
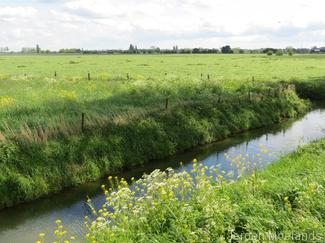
1,106,325,243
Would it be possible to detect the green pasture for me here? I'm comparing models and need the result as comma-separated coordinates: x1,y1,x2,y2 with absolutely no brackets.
0,54,325,81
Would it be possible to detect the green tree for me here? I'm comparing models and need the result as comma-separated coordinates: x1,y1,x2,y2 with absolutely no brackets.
276,49,284,56
129,44,135,54
221,45,233,54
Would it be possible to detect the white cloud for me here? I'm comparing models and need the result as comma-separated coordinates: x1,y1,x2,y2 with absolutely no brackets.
0,6,37,18
0,0,325,50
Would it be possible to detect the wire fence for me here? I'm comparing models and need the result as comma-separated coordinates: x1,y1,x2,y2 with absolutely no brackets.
0,72,297,145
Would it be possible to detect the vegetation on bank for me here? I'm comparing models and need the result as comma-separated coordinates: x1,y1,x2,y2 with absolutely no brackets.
0,83,307,209
292,80,325,100
66,137,325,243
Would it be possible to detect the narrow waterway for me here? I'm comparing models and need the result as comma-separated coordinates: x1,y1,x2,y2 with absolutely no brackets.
1,105,325,243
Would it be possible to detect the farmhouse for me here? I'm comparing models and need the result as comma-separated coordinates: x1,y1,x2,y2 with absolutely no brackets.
311,46,325,53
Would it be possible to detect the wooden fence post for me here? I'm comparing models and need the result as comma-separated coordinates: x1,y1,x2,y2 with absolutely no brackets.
166,169,169,178
81,113,85,132
87,72,91,81
165,98,169,110
207,74,210,80
54,71,57,78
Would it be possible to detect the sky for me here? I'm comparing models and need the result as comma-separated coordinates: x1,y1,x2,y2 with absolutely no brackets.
0,0,325,51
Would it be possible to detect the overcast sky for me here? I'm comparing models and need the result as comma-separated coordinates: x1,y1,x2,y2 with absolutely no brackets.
1,0,325,50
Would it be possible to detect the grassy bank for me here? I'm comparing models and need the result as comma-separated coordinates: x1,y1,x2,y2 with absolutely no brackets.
0,85,307,209
292,79,325,100
81,136,325,243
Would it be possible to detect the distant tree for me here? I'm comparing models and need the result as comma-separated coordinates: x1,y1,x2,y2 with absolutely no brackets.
267,50,273,56
149,46,161,53
276,49,284,56
36,44,41,54
285,46,294,53
192,48,200,54
263,48,277,54
172,45,179,53
0,47,9,53
232,48,245,54
58,48,81,54
179,48,192,54
22,47,36,53
129,44,135,53
295,48,310,54
221,45,233,54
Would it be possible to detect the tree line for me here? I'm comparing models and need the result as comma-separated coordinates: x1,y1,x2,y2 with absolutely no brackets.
56,45,316,55
0,44,322,55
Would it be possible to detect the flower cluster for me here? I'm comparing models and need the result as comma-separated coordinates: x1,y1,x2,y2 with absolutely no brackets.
58,90,77,101
0,96,15,108
80,159,239,242
35,219,77,243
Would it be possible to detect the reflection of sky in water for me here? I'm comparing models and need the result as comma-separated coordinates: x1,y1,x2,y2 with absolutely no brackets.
1,108,325,243
190,109,325,173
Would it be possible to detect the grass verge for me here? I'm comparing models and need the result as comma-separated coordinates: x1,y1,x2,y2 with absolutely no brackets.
0,87,307,209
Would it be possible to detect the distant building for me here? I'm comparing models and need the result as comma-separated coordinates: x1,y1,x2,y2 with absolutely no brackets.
311,46,325,53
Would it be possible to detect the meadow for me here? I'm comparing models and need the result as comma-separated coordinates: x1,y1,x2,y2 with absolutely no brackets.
2,54,325,81
0,53,323,208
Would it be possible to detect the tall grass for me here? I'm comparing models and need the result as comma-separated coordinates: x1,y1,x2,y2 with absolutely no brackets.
0,81,308,209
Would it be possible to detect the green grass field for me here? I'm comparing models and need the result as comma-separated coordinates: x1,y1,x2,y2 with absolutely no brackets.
0,54,321,208
1,54,325,81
